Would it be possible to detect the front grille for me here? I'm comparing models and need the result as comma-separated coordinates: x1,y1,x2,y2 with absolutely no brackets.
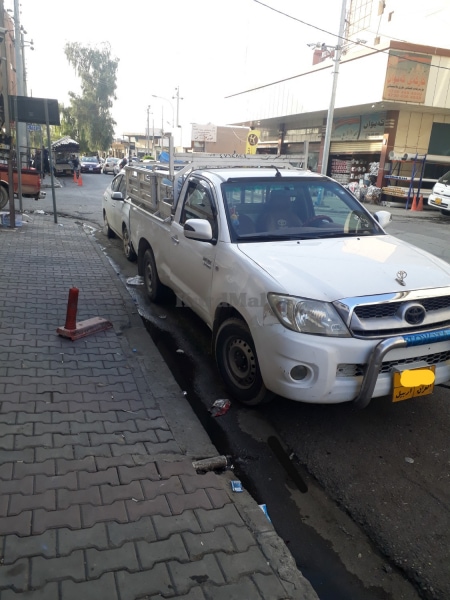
337,349,450,378
354,295,450,320
352,319,450,338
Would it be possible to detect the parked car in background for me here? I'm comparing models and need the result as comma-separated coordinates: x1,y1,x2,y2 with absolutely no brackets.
80,156,102,174
102,171,136,261
428,169,450,216
102,157,120,175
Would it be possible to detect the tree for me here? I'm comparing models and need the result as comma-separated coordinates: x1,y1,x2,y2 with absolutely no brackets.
64,42,119,153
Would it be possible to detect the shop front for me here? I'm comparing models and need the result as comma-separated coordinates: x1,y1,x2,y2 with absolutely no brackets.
327,112,386,186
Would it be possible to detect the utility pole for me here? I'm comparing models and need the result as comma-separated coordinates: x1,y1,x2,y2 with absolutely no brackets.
320,0,347,176
173,86,183,147
0,0,15,226
146,105,150,155
12,0,26,167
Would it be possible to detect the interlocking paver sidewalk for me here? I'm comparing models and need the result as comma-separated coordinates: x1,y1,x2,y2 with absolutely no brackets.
0,212,318,600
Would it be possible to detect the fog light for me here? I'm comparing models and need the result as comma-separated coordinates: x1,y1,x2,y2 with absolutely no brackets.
290,365,309,381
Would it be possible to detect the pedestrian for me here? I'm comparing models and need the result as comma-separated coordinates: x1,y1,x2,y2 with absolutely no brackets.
42,146,50,176
33,150,42,177
71,154,80,179
119,156,127,169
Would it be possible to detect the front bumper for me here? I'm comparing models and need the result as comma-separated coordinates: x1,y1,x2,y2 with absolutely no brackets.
252,324,450,406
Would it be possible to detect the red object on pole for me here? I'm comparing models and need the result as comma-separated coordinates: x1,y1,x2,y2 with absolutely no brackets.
57,287,112,340
64,287,79,330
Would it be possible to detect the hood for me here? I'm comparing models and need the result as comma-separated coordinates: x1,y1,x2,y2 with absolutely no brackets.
238,235,450,301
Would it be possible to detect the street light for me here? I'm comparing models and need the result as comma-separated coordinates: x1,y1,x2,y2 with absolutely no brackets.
146,105,151,155
151,94,174,128
309,0,347,175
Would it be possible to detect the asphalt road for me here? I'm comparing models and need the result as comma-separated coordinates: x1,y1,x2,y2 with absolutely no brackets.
22,173,450,600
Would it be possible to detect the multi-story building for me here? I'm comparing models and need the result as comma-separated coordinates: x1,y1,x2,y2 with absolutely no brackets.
226,0,450,204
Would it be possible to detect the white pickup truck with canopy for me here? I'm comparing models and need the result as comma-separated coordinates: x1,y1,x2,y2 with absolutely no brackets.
124,153,450,408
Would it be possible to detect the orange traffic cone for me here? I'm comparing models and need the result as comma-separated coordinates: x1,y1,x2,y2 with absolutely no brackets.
417,195,423,211
410,195,417,211
77,174,83,186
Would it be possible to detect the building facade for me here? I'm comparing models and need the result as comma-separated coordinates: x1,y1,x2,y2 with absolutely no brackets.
226,0,450,203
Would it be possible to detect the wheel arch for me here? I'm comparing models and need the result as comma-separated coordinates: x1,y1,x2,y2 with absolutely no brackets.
212,303,247,346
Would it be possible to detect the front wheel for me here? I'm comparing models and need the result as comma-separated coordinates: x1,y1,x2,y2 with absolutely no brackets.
215,318,274,406
122,224,137,261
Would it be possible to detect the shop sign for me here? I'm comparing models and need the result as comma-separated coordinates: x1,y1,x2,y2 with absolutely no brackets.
331,112,386,142
383,50,431,104
192,123,217,143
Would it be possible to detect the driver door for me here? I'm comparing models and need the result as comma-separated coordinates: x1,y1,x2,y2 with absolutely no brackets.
168,177,218,323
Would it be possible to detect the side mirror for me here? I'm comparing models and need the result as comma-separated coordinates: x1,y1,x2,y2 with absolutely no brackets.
184,218,213,241
111,191,124,201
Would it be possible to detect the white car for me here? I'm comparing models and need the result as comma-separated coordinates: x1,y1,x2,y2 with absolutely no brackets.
102,157,120,175
427,169,450,216
102,172,136,261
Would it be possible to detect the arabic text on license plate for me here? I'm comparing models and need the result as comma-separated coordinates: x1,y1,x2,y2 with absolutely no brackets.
392,365,435,402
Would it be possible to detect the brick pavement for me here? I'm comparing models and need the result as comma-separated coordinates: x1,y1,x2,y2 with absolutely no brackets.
0,212,318,600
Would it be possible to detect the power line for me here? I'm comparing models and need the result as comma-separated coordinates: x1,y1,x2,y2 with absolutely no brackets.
234,0,450,98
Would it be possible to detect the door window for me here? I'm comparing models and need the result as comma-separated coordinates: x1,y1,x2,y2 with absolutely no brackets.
180,179,217,237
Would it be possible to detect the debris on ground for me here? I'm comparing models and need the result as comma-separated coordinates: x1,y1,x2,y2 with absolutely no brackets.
209,398,231,417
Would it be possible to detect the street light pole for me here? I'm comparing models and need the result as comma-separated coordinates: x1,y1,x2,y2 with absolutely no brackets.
151,94,174,127
320,0,347,176
0,1,16,226
146,105,150,154
12,0,26,169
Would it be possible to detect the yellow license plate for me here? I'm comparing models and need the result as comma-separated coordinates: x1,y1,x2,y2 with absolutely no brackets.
434,197,442,205
392,365,435,402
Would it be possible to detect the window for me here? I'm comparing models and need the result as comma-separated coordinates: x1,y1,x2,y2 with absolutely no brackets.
180,178,217,237
348,0,372,38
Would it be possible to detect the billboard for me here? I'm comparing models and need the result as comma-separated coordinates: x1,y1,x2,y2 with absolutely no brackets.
8,96,60,125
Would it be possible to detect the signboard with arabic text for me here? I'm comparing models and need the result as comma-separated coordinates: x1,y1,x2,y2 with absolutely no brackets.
331,112,386,142
383,50,431,104
192,123,217,143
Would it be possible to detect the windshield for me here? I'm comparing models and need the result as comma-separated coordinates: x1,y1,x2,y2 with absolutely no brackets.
222,177,384,242
437,170,450,185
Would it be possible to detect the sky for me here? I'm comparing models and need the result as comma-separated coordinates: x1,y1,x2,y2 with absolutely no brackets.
5,0,450,148
4,0,345,145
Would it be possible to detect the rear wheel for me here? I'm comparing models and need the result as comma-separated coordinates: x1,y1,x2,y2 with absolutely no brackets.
0,185,9,210
103,213,115,238
143,248,170,303
215,318,274,406
122,224,136,261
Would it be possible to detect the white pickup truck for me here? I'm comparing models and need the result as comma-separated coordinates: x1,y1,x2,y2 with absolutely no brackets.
127,155,450,408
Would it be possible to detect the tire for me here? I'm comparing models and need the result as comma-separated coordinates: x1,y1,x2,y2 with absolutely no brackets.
122,224,136,261
143,248,170,303
440,209,450,217
0,185,9,210
215,318,274,406
103,213,115,239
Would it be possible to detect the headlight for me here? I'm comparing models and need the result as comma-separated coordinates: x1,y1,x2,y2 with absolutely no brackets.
268,293,350,337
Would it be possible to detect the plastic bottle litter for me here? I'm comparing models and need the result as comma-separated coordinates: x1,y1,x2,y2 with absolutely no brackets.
209,399,231,417
126,275,144,286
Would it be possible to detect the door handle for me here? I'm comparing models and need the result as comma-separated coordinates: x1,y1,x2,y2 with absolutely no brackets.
171,235,179,245
203,257,212,269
